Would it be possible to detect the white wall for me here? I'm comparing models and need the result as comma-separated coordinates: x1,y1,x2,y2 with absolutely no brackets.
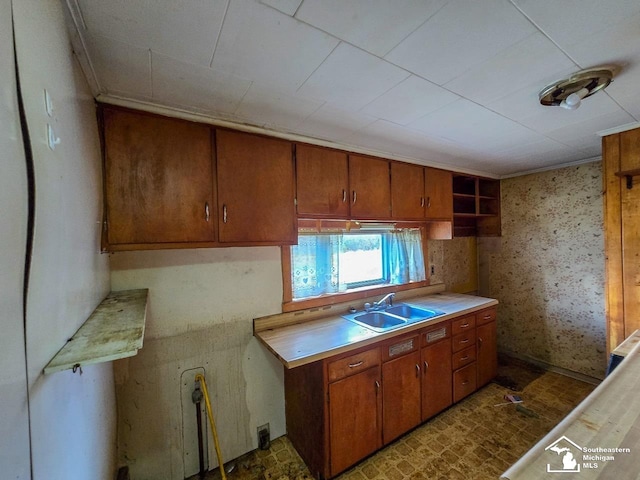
110,247,286,479
0,1,31,477
13,1,114,478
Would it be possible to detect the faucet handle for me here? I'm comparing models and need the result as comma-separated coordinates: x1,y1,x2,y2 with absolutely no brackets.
364,302,372,312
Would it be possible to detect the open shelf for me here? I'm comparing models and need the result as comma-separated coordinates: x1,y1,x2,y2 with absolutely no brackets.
44,289,148,374
452,175,501,237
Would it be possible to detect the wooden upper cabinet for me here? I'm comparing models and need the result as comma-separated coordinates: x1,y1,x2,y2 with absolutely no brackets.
103,107,215,247
391,162,425,220
349,154,391,219
295,144,349,218
424,168,453,219
216,130,296,244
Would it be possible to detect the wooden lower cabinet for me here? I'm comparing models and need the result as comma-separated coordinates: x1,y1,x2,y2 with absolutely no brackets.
382,340,421,443
477,319,498,387
421,337,453,420
329,366,382,475
283,309,497,479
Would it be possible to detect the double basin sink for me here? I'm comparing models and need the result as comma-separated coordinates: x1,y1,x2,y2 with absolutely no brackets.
342,303,445,332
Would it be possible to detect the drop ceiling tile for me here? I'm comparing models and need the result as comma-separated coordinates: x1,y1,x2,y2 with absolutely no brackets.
444,33,576,104
77,0,227,66
360,75,460,125
84,33,151,98
259,0,303,16
545,110,635,148
385,0,536,85
513,0,640,48
211,0,338,91
235,83,324,130
297,42,410,110
151,53,251,115
294,104,377,142
295,0,448,57
408,98,539,149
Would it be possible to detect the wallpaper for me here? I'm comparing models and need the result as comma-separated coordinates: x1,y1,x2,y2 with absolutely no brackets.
428,236,478,293
479,161,606,379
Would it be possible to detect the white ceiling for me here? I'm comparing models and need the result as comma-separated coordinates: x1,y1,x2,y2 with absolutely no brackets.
64,0,640,177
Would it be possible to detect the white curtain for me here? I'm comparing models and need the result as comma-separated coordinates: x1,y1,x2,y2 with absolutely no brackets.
388,229,426,285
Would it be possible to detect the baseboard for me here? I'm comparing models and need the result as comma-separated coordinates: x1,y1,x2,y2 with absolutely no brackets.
499,349,602,385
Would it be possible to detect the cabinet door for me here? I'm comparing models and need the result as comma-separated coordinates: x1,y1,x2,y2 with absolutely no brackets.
103,108,215,245
477,320,497,387
216,130,296,244
349,155,391,219
329,366,382,476
425,168,453,219
296,144,349,218
421,339,452,421
382,351,421,443
391,162,425,220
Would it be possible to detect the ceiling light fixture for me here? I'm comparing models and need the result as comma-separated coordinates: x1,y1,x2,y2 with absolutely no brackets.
539,67,614,110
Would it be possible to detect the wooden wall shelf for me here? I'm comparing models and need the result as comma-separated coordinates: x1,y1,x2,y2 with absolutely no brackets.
615,169,640,189
452,175,501,237
44,289,148,375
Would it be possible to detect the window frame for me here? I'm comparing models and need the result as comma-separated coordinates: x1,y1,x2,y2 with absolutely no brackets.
281,225,430,312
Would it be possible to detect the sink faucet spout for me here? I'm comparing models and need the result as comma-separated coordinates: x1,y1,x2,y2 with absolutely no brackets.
372,292,396,310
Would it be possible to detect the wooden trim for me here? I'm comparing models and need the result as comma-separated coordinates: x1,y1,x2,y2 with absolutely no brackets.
603,134,624,355
281,246,293,304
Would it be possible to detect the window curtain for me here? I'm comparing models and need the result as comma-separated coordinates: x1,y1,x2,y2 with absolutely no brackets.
388,229,426,285
291,234,346,299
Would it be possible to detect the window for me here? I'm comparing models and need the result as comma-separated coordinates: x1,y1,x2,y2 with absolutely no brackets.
289,228,426,301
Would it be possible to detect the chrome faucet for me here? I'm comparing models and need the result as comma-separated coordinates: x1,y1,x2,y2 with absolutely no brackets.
371,292,396,311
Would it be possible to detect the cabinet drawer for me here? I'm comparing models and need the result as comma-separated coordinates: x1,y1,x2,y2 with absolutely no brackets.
453,363,477,403
452,315,475,335
452,330,476,353
476,307,497,326
452,346,476,370
328,348,380,382
421,321,450,346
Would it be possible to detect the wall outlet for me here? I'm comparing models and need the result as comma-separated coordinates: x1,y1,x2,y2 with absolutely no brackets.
430,265,435,276
257,423,270,450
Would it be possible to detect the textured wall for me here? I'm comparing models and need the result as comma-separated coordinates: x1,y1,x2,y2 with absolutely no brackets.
479,162,606,379
429,237,478,293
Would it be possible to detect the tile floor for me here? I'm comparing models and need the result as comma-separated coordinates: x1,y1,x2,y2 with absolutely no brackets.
191,360,595,480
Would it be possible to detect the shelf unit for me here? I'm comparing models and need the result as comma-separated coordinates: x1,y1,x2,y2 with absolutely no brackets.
452,175,501,237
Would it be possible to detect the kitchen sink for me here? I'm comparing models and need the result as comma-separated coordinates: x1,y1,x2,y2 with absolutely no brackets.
342,303,445,332
385,304,444,321
343,311,407,332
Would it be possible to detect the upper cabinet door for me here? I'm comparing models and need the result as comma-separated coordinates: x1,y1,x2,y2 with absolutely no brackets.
103,108,215,246
296,144,349,218
391,162,425,220
216,130,296,244
424,168,453,220
349,155,391,219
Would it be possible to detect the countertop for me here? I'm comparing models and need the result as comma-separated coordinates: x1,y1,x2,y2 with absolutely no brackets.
254,291,498,369
501,330,640,480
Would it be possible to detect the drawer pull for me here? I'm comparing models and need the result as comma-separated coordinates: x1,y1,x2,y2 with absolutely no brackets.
348,361,364,368
342,189,347,203
205,202,210,222
415,364,421,377
462,380,469,386
461,355,469,361
352,190,357,204
375,380,380,394
460,322,469,328
483,314,492,320
223,204,228,223
460,339,469,344
478,338,483,347
423,360,429,371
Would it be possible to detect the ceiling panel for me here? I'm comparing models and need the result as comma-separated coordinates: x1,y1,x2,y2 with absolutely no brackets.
211,0,339,91
234,83,324,130
294,104,377,142
295,0,448,57
444,33,577,104
259,0,303,16
151,53,251,115
297,42,410,110
385,0,537,85
77,0,227,66
83,33,151,99
360,75,460,125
